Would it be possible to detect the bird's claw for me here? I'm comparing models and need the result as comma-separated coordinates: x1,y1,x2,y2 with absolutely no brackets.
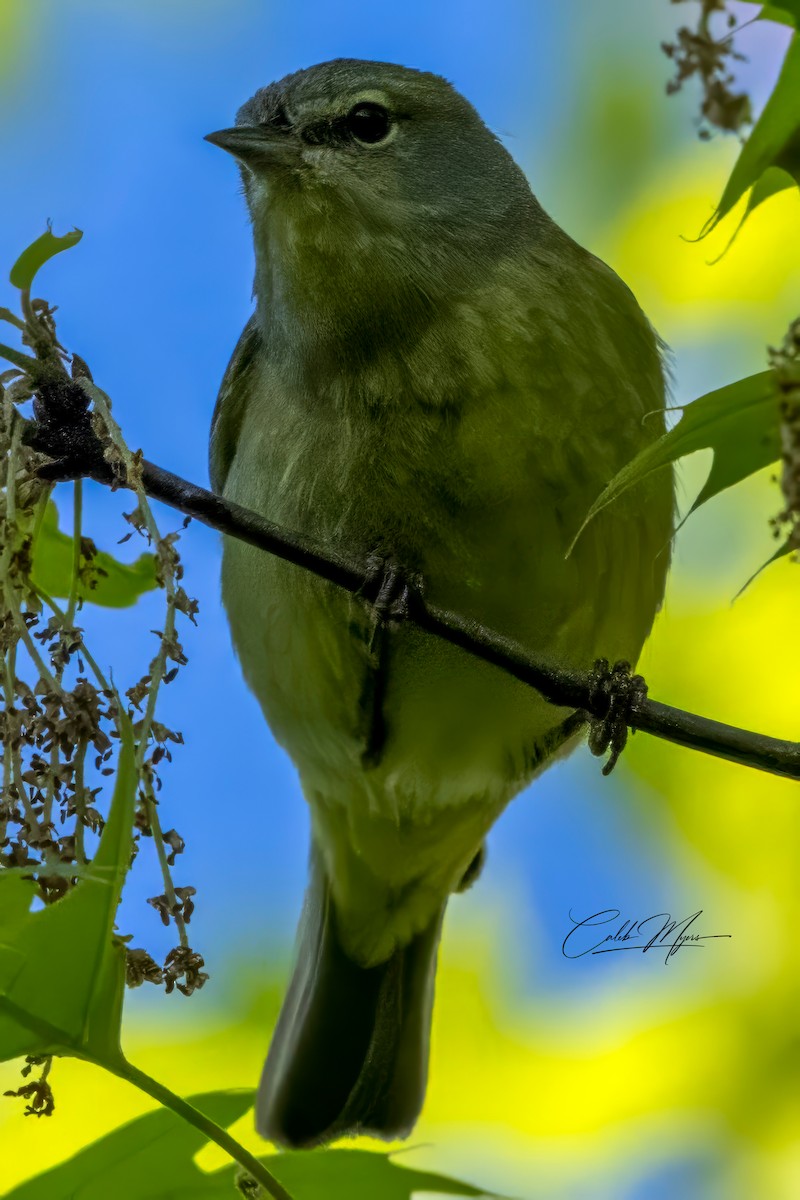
587,658,648,776
359,553,423,651
355,555,424,768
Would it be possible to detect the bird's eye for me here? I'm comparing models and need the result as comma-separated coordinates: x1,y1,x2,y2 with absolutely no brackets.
346,103,393,145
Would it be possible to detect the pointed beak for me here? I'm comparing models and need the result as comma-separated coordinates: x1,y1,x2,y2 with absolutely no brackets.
204,126,296,169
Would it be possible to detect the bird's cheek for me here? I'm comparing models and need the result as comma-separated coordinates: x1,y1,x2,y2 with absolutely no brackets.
299,144,344,180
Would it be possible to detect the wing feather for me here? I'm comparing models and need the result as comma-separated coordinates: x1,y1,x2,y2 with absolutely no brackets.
209,312,262,495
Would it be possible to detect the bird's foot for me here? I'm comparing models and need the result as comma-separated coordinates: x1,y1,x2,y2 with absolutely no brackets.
356,554,424,770
587,658,648,776
359,552,424,653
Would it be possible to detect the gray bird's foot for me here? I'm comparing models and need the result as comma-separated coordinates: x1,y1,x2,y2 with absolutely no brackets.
357,554,425,770
359,552,424,653
588,658,648,776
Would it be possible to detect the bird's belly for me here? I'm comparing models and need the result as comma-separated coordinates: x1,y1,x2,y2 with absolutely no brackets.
220,395,670,962
219,457,647,827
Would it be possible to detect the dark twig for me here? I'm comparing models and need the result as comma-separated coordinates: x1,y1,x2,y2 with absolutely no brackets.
5,326,800,784
78,455,800,783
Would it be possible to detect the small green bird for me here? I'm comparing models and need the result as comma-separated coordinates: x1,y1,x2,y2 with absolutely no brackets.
207,59,673,1149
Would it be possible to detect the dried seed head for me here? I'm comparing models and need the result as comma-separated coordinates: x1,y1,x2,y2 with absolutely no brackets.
2,273,204,1061
662,1,752,138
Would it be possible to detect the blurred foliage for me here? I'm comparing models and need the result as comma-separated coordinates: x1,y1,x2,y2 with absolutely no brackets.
760,3,800,24
0,1,26,85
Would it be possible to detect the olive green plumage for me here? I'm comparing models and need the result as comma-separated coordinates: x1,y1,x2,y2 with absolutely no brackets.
208,58,673,1149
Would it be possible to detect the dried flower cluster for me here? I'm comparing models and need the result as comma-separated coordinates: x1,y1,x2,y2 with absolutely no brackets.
769,318,800,553
3,1056,54,1117
0,395,108,896
1,288,205,1114
236,1170,266,1198
662,0,752,138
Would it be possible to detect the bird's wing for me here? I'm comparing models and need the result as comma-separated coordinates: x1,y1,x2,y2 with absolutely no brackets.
209,312,262,495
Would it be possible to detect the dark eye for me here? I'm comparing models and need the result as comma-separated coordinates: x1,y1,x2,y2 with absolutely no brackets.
346,102,392,145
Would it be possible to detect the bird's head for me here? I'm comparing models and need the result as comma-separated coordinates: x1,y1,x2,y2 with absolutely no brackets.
206,59,539,334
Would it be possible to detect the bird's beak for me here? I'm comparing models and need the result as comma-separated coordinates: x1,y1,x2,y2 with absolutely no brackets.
204,126,296,169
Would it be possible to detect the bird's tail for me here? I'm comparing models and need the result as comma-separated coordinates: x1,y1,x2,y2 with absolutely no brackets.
256,843,445,1149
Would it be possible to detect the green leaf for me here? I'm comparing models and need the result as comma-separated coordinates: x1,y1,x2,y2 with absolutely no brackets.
9,227,83,291
734,535,796,598
702,33,800,237
3,1094,509,1200
30,501,158,608
3,1090,256,1200
259,1148,509,1200
0,721,137,1066
571,372,780,548
709,166,796,257
758,3,800,26
739,0,800,27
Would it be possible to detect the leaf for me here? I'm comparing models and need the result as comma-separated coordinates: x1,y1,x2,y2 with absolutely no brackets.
9,227,83,291
257,1148,509,1200
3,1090,256,1200
734,535,796,599
30,501,158,608
758,3,800,26
2,1094,510,1199
709,166,796,257
571,372,780,549
702,32,800,237
0,721,137,1066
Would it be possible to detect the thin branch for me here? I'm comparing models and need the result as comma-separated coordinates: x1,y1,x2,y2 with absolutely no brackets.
136,458,800,782
109,1058,295,1200
6,339,800,784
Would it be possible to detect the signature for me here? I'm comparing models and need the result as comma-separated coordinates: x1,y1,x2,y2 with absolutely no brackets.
562,908,731,965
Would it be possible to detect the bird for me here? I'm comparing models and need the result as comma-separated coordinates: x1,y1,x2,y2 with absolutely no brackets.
206,58,673,1151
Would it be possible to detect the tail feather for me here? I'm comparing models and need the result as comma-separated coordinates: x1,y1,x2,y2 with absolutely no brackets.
256,845,445,1148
